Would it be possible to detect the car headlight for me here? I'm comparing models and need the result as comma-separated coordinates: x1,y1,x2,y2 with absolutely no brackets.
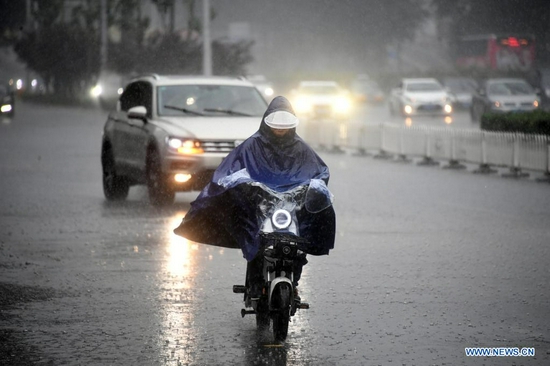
533,100,539,108
493,101,501,108
272,209,292,230
1,104,13,113
263,87,274,97
332,96,351,114
167,138,204,154
90,85,103,98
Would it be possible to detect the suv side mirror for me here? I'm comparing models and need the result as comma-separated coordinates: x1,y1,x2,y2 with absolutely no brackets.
128,106,147,121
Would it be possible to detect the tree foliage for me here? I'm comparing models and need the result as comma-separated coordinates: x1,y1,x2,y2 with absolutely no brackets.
0,0,26,46
11,0,252,96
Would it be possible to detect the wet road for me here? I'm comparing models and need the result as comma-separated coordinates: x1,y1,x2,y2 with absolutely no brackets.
1,102,549,365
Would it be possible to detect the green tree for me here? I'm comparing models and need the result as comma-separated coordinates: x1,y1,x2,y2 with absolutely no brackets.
0,0,26,46
107,0,150,75
212,40,254,76
12,0,257,96
13,0,100,95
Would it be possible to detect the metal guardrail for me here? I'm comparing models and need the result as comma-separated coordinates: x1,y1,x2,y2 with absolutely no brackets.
302,120,550,180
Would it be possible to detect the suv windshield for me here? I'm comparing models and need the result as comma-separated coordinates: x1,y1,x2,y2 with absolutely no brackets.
158,85,267,116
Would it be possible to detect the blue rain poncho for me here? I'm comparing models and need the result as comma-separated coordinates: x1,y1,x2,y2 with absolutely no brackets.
173,96,336,260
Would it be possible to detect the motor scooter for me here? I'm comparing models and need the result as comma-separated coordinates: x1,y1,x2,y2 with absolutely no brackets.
232,180,332,342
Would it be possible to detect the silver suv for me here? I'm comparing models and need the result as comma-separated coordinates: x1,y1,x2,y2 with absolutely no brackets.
101,74,268,205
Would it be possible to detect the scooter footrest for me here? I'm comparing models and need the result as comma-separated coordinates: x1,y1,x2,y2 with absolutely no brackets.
233,285,246,293
297,302,310,309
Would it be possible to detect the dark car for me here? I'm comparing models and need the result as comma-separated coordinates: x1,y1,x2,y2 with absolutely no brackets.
442,77,478,110
351,78,385,103
0,85,15,118
470,78,541,123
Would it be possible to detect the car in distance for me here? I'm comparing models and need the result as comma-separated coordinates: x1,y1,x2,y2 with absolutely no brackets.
90,71,127,111
389,78,453,116
291,80,353,121
350,77,385,103
470,78,540,123
0,85,15,118
442,77,478,110
101,74,268,205
245,74,275,102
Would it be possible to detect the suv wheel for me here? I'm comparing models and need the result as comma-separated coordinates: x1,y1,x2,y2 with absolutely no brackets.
102,145,129,201
146,149,175,206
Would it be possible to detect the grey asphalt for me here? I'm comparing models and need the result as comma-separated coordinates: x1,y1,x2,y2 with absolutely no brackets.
1,102,549,365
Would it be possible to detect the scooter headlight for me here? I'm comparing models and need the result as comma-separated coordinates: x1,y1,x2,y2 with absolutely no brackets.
272,209,292,230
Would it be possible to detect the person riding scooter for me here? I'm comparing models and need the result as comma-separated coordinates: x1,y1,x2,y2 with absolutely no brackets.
174,96,336,297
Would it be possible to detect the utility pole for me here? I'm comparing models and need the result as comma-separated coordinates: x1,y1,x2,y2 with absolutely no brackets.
202,0,212,76
100,0,108,72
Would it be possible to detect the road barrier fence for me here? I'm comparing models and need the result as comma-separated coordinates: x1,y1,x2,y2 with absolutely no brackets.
302,120,550,180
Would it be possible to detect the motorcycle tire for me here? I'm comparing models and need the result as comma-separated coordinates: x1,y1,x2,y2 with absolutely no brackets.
256,299,270,330
271,283,291,342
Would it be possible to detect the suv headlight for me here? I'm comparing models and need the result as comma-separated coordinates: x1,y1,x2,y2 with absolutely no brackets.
167,138,204,154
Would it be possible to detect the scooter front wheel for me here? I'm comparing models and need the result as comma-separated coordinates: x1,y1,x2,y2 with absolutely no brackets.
271,283,291,342
255,299,270,330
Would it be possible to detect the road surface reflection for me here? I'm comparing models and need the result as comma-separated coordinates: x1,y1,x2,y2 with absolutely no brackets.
158,213,199,364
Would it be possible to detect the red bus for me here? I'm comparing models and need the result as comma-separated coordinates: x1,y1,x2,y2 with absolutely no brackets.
455,34,535,72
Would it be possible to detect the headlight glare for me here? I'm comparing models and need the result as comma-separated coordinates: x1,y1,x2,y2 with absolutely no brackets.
168,138,204,154
294,96,312,113
272,209,292,230
90,85,102,98
332,96,351,114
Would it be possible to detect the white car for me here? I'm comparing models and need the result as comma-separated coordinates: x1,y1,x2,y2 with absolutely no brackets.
291,81,353,120
389,78,453,116
101,74,268,205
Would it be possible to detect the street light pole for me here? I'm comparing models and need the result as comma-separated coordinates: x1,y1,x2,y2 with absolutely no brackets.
202,0,212,76
100,0,108,72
